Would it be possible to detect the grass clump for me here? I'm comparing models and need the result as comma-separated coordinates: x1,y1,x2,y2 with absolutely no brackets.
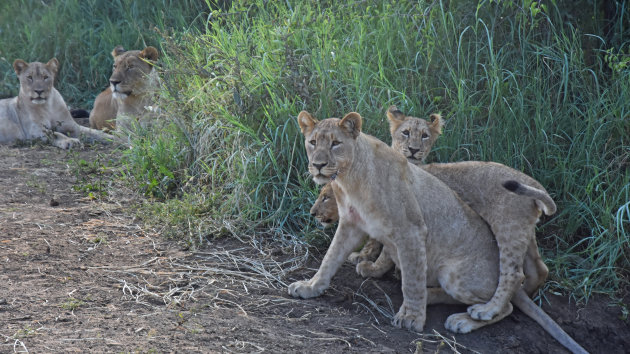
118,0,630,302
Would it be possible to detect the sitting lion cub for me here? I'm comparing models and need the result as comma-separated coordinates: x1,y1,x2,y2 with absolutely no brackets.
0,58,114,149
89,46,159,131
311,112,443,264
290,111,586,354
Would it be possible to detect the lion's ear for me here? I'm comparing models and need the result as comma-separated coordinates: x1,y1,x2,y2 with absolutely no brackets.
297,111,317,136
13,59,28,75
112,45,126,58
386,105,405,136
140,46,159,62
340,112,362,139
429,113,444,135
46,58,59,76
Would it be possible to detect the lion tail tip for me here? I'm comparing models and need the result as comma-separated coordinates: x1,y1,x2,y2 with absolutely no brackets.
503,180,520,192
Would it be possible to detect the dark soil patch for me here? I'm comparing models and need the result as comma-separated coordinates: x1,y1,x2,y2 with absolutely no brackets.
0,145,628,353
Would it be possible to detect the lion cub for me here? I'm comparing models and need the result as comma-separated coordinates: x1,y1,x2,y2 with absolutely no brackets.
0,58,113,148
89,46,159,131
387,106,554,321
310,112,443,264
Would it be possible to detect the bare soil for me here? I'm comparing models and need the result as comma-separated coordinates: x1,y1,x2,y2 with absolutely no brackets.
0,144,628,353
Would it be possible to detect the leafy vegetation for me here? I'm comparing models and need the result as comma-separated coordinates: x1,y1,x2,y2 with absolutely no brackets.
3,0,629,302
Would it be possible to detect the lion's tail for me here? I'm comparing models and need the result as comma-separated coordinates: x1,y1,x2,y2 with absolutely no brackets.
502,180,557,216
512,289,588,354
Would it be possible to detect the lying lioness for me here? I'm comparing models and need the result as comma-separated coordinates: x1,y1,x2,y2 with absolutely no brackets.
89,46,159,131
0,58,113,149
290,111,586,354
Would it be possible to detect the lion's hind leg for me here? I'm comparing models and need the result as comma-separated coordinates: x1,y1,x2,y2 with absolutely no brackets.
522,239,549,297
467,225,531,321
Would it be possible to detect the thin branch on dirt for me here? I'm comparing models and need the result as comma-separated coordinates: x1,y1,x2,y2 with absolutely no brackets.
290,331,352,348
411,330,480,354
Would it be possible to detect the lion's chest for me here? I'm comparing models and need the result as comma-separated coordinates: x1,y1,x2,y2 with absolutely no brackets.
346,205,363,224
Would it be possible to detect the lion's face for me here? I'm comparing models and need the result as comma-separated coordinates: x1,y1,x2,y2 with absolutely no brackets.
297,111,362,185
109,46,158,100
387,106,443,165
310,183,339,227
13,58,58,105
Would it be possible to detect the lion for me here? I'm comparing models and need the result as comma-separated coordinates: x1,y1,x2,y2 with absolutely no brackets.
313,107,554,319
387,105,553,320
89,46,159,131
289,111,586,354
0,58,114,149
310,111,443,265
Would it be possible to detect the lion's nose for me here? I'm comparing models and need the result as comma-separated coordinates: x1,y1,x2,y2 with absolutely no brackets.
409,147,420,156
34,89,44,96
110,79,121,86
310,211,316,217
313,162,327,171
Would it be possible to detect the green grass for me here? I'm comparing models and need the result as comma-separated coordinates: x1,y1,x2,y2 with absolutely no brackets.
2,0,629,303
0,0,210,106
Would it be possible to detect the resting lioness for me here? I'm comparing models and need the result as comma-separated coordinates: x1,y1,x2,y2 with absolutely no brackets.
289,111,586,354
0,58,114,149
89,46,159,131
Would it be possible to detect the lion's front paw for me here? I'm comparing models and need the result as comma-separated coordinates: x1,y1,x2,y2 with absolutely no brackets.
355,260,375,277
288,280,324,299
467,302,501,321
347,251,366,264
355,260,388,278
59,137,83,150
445,312,482,333
392,303,425,332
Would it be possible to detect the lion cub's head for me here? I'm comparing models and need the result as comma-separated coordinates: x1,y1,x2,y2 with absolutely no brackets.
297,111,362,185
387,105,443,165
109,46,158,100
13,58,58,105
310,182,339,227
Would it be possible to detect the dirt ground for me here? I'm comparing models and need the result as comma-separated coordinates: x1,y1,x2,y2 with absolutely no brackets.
0,144,628,353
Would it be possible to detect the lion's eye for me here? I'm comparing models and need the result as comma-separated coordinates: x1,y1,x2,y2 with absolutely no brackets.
309,139,316,146
27,76,33,82
402,130,410,137
421,132,429,140
331,140,341,148
43,75,49,80
322,196,328,202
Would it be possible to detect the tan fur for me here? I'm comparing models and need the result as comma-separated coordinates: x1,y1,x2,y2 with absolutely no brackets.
289,111,586,354
311,108,441,265
388,106,554,320
89,46,159,131
388,107,443,163
0,58,114,149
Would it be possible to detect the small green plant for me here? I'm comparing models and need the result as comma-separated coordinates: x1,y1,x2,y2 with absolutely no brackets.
70,153,116,199
60,297,85,311
13,326,37,339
